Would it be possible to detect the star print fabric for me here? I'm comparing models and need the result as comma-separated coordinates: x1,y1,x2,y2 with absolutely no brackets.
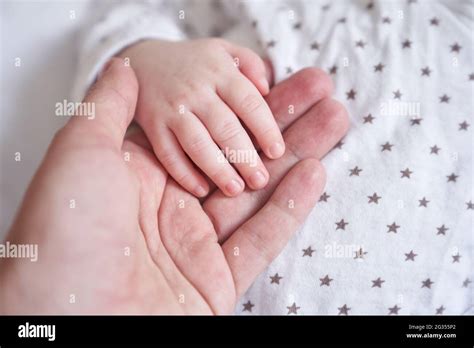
72,0,473,315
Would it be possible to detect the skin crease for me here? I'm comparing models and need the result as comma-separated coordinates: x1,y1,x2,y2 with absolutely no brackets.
119,39,286,198
0,59,348,314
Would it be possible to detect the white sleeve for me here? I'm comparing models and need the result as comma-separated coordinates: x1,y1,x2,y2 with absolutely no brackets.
71,0,186,102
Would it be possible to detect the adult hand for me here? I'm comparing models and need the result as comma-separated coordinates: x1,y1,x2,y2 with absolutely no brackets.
0,59,348,314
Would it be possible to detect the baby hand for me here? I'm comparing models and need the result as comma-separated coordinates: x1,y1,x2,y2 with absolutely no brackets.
118,39,285,197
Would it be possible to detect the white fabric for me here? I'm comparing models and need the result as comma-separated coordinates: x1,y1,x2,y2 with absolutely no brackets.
1,0,472,315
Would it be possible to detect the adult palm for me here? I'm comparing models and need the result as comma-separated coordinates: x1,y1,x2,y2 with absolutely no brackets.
0,59,348,314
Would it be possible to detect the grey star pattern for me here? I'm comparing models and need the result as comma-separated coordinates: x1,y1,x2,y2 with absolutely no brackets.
293,22,302,30
354,247,368,259
463,278,472,288
452,253,461,263
287,302,300,314
374,63,385,72
366,2,374,10
346,89,357,100
405,250,418,261
270,273,283,284
388,305,401,315
302,246,315,257
450,42,462,53
400,168,413,178
430,145,440,154
439,94,450,103
310,41,320,50
410,117,423,126
243,300,254,312
381,142,394,151
387,222,400,233
418,197,429,207
372,277,385,288
382,16,391,24
466,201,474,210
368,192,381,204
329,65,338,74
447,173,458,182
422,278,434,289
436,306,445,315
267,40,276,48
421,66,431,76
402,39,412,49
430,17,440,26
320,274,333,286
393,89,402,99
355,40,366,48
338,17,346,24
336,219,349,230
459,121,470,131
338,304,351,315
350,166,362,176
319,192,330,202
437,224,449,235
363,113,375,123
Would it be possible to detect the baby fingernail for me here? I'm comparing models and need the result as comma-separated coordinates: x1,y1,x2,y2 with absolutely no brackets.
268,142,285,159
225,179,243,195
249,170,267,188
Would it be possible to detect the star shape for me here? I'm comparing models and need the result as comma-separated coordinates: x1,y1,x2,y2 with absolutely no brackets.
450,42,462,53
374,63,385,72
251,20,258,28
452,253,461,263
321,4,330,11
320,274,333,286
387,222,400,233
410,117,423,126
270,273,283,284
286,66,293,74
349,166,362,176
338,304,351,315
366,2,374,10
459,121,470,130
368,192,381,204
462,278,472,287
430,17,440,26
338,17,346,24
346,89,357,100
469,73,474,81
319,192,330,202
335,219,349,230
302,246,315,257
400,168,413,178
388,305,401,315
447,173,458,182
430,145,440,154
393,89,402,99
422,278,434,289
436,224,449,235
267,40,276,48
287,302,300,314
372,277,385,288
335,140,344,149
421,66,431,76
402,39,412,49
329,65,338,74
354,247,368,259
381,142,394,151
363,113,375,123
466,201,474,210
436,305,445,315
293,22,302,30
242,300,254,312
382,16,391,24
405,250,417,261
355,40,366,48
310,41,320,50
418,197,429,207
439,94,450,103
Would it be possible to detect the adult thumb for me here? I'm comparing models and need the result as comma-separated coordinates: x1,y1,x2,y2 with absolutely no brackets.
66,57,139,150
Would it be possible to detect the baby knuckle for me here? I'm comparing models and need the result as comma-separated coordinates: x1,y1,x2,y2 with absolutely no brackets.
215,120,243,143
187,135,211,155
240,93,262,116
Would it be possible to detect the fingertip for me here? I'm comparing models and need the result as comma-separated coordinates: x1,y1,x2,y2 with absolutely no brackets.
267,141,285,159
224,178,245,197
